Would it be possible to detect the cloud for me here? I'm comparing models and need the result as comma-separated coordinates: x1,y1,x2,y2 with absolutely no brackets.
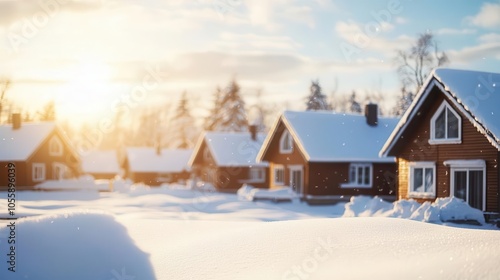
478,33,500,43
448,42,500,64
215,33,302,52
466,2,500,28
334,20,412,59
0,0,105,26
436,28,476,35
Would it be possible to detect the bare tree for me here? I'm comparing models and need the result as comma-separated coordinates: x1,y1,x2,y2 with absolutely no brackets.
0,78,11,124
394,32,449,93
37,100,56,121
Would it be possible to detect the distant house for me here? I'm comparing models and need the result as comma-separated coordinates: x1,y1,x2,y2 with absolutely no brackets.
256,106,398,202
0,114,80,189
121,147,192,186
380,68,500,212
81,150,121,180
189,127,269,191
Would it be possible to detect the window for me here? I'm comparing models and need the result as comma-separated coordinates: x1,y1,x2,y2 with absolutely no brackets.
341,163,372,188
49,136,63,156
249,167,265,182
430,101,461,144
32,163,46,182
273,165,285,185
279,130,293,154
408,162,435,198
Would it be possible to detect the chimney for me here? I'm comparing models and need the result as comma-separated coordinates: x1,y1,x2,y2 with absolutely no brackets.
365,103,378,126
12,113,21,130
249,124,257,141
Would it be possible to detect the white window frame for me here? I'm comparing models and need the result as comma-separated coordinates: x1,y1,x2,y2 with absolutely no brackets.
279,130,293,154
447,160,486,211
429,101,462,144
53,162,68,180
408,161,436,199
248,167,265,183
32,163,46,182
273,165,285,186
341,163,372,188
49,136,63,156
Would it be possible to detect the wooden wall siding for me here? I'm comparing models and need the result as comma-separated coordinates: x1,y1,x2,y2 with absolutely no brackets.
0,162,29,190
308,162,397,196
264,122,309,189
396,86,499,211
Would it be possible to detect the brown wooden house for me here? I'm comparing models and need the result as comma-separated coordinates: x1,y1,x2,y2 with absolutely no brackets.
121,147,192,186
0,115,80,190
380,68,500,212
189,127,269,192
81,150,121,180
256,106,398,202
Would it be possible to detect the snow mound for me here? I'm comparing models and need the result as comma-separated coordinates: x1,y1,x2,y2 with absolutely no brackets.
34,177,111,192
343,196,393,217
237,184,295,202
343,196,485,224
0,212,155,280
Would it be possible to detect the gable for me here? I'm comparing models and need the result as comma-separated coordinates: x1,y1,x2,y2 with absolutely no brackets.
381,68,500,157
0,123,55,161
258,119,308,164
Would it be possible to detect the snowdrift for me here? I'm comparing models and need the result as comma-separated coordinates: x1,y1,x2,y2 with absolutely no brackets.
343,196,486,224
0,212,155,280
237,184,295,202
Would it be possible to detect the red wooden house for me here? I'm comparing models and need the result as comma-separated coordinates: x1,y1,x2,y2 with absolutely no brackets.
121,147,192,186
256,106,398,202
380,68,500,212
189,127,269,191
0,115,80,189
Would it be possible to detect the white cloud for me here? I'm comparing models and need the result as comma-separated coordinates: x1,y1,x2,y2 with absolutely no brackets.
394,17,407,25
479,33,500,43
216,33,302,52
436,28,476,35
334,20,412,59
466,2,500,28
448,42,500,64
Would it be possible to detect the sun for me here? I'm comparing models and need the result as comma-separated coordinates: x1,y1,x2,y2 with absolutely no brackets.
57,59,113,124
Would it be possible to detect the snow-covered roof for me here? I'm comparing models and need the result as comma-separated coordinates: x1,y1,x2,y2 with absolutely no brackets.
380,68,500,156
81,150,120,174
259,110,399,163
191,131,268,167
0,122,56,161
126,148,192,173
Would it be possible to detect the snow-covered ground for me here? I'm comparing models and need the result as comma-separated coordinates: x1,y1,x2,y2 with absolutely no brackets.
0,183,499,280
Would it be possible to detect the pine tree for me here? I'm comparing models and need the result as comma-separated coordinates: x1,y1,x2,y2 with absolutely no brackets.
215,79,248,132
305,80,331,111
204,86,223,131
169,92,196,148
348,91,362,113
392,86,414,116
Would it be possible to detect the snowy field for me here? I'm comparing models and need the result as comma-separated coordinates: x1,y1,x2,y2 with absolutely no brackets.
1,183,500,280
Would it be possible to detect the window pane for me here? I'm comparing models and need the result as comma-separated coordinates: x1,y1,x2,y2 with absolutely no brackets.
468,171,483,210
349,166,356,183
357,167,363,184
413,168,423,192
364,166,370,185
447,108,459,138
454,171,467,201
424,168,434,193
434,109,446,139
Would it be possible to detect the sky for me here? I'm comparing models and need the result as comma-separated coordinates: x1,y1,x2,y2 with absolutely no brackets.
0,0,499,125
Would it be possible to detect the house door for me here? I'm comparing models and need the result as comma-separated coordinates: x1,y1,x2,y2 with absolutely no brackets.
289,166,303,195
451,168,485,210
53,163,67,180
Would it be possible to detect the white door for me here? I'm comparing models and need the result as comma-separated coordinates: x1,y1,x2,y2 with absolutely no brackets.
53,163,67,180
289,166,303,195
